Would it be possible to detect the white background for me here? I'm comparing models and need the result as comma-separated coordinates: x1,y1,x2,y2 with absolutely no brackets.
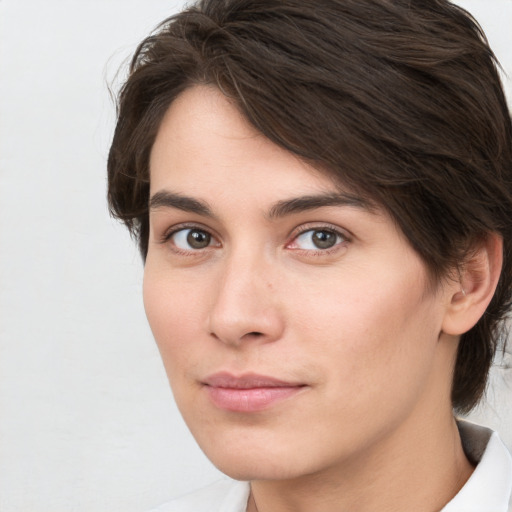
0,1,511,511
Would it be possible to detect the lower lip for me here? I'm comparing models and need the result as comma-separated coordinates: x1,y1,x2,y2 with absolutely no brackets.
204,386,304,412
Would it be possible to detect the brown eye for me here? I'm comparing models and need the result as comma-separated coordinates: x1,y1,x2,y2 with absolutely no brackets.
293,229,342,250
311,230,338,249
171,228,213,250
187,229,211,249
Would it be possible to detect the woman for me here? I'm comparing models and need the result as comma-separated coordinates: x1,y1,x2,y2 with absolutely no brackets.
108,1,512,510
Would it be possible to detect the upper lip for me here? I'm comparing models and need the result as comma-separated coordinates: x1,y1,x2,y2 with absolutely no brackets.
202,372,304,389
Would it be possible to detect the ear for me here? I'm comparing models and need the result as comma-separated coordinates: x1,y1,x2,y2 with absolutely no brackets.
441,233,503,336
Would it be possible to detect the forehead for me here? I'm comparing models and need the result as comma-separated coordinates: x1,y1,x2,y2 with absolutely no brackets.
150,86,351,199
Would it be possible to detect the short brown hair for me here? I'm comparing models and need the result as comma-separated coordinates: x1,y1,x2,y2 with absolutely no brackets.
107,0,512,413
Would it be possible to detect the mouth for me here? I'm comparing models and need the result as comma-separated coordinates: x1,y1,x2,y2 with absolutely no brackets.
201,372,307,412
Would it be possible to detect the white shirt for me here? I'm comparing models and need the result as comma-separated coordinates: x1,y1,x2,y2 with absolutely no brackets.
148,421,512,512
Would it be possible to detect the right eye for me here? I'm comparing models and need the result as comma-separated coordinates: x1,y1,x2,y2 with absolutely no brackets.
169,228,217,250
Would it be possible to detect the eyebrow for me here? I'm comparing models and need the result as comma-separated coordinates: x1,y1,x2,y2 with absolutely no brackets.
149,190,371,219
267,192,371,219
149,190,215,218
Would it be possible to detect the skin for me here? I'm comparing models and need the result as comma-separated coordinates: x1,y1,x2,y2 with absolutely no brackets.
144,85,483,512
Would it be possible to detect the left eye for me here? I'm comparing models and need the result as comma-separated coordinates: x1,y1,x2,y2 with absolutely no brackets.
292,229,344,250
171,228,215,250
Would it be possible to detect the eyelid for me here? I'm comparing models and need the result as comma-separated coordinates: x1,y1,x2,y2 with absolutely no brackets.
160,222,213,240
286,222,352,252
159,223,221,252
288,222,352,242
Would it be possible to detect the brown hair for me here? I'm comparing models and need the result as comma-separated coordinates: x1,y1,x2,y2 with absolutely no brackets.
107,0,512,413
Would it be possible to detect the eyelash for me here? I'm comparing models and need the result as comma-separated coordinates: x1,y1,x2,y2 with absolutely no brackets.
160,223,220,255
160,223,350,256
288,223,350,255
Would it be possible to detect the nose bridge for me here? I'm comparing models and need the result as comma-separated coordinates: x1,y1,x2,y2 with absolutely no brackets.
208,246,283,346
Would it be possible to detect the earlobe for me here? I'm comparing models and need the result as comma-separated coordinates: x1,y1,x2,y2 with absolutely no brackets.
441,233,503,336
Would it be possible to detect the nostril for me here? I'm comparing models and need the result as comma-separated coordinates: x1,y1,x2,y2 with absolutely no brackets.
209,330,264,343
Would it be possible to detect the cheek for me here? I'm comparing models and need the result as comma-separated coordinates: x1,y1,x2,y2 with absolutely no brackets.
291,262,440,395
142,267,203,378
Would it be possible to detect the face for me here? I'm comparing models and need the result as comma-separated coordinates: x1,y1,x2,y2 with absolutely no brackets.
144,86,456,482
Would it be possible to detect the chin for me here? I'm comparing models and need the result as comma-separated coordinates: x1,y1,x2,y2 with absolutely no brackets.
211,456,308,482
194,432,318,482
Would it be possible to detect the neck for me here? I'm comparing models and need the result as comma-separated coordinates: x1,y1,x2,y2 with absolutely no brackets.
247,412,473,512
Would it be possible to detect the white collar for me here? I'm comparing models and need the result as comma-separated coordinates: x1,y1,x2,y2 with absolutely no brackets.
441,420,512,511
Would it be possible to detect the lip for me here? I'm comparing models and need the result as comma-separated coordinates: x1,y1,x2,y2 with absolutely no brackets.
202,372,307,412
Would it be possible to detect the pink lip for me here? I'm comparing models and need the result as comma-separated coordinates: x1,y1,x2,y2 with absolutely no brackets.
202,372,306,412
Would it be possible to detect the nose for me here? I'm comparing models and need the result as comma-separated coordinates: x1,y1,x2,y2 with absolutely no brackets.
207,254,285,347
